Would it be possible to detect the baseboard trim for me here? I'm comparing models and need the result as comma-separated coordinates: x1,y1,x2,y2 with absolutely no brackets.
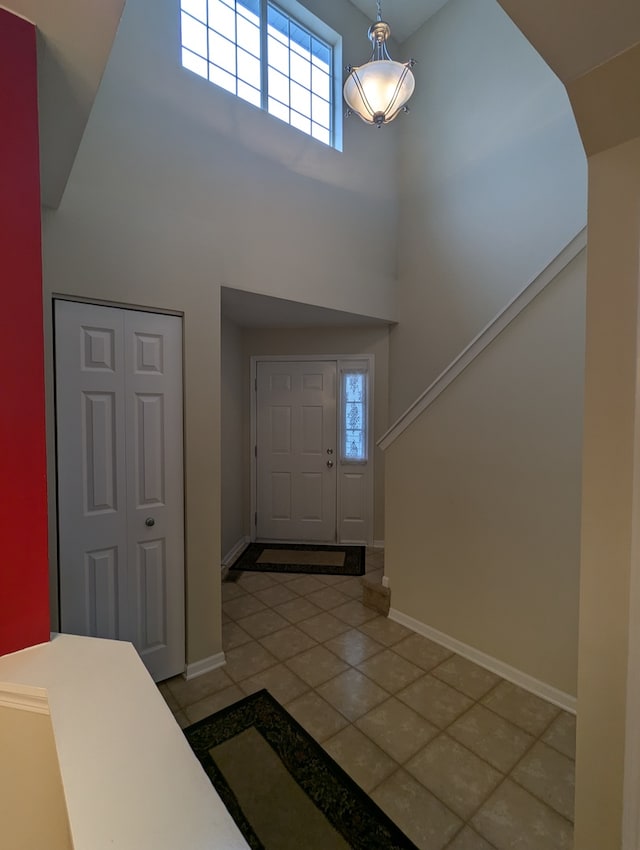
388,608,576,714
221,536,250,571
0,683,50,714
184,652,226,681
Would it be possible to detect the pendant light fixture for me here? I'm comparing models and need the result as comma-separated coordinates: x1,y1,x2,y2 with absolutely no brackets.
343,0,416,127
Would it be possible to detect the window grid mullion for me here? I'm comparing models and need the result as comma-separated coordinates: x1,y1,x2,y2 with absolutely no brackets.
181,0,335,147
260,0,269,111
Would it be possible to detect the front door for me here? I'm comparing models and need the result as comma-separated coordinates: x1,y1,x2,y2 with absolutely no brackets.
54,300,185,682
256,360,337,542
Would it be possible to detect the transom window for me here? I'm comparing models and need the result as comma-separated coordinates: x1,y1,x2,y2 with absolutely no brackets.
180,0,339,147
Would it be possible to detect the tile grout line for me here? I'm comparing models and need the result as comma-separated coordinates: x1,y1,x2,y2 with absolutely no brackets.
202,557,577,846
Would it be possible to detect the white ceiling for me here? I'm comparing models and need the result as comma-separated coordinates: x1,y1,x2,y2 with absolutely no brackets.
221,287,393,328
347,0,450,43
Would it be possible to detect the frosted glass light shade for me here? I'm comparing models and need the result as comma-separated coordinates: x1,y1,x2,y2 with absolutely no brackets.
343,59,415,126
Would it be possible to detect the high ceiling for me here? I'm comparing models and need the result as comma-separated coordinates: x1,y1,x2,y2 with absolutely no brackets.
347,0,449,43
4,0,639,220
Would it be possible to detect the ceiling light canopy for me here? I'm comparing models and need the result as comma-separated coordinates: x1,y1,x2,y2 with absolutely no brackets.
343,0,416,127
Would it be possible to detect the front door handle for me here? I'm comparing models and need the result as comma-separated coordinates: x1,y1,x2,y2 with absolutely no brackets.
326,459,334,468
145,517,155,527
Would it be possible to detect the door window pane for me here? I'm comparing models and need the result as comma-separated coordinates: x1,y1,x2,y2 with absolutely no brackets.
342,372,367,462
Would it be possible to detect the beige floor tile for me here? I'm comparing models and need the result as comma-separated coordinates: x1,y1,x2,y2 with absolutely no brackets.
223,593,267,621
286,575,326,595
158,681,179,712
305,586,351,610
184,685,245,723
284,691,350,742
357,648,424,693
481,681,560,736
393,633,454,672
222,620,252,651
235,608,289,639
356,697,438,763
285,644,349,687
448,704,534,773
267,571,302,583
323,725,397,793
258,624,317,660
315,572,356,586
511,741,575,821
472,779,573,850
431,656,502,700
172,710,190,730
239,663,309,705
359,615,412,646
272,596,324,624
372,769,462,850
331,599,380,626
335,576,366,599
297,611,351,642
222,611,232,624
317,668,390,721
542,711,576,760
234,572,278,592
251,583,299,607
406,734,502,819
165,667,234,708
323,628,384,665
221,581,246,601
397,674,474,728
445,826,497,850
224,641,278,682
366,568,384,584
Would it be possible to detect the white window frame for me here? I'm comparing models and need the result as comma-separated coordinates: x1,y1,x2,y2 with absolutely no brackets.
180,0,343,150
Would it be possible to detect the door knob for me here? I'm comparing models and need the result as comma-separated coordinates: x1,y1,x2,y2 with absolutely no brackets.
145,517,155,527
326,459,334,468
327,448,334,455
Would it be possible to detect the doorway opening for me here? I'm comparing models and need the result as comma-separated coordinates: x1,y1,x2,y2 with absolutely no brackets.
251,355,374,546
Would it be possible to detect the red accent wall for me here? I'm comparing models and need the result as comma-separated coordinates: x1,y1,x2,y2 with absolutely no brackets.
0,9,50,654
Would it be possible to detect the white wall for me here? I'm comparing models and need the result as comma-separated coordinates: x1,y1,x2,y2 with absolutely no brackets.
221,315,246,559
386,251,586,696
42,0,397,666
390,0,587,418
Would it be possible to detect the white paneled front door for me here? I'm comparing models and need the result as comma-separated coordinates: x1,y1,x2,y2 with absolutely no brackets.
256,360,337,542
55,300,185,682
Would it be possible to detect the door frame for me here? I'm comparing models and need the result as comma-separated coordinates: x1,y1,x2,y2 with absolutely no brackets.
250,354,375,545
51,295,187,675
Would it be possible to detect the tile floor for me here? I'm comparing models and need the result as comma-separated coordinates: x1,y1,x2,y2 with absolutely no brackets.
159,549,575,850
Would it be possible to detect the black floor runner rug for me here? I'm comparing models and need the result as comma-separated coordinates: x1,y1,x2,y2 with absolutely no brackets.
229,542,365,577
185,689,418,850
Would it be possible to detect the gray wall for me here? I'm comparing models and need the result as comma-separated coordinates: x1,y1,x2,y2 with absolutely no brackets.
386,251,586,696
390,0,587,418
221,315,246,559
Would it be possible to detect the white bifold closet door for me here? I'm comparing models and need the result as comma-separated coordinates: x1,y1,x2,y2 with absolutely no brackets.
55,300,185,682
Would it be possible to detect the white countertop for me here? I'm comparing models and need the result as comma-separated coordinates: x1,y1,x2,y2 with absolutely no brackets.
0,634,248,850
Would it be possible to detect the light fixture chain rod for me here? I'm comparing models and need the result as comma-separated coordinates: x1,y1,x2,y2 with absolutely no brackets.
376,0,382,22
